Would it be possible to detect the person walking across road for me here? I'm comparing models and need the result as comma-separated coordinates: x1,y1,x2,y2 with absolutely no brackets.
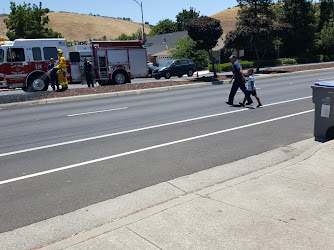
84,58,94,87
47,58,59,91
226,55,252,106
239,69,263,108
54,49,68,92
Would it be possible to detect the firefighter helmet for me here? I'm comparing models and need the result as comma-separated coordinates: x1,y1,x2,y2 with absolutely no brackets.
57,49,63,54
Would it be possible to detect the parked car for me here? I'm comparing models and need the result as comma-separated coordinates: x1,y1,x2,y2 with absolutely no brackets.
152,59,197,80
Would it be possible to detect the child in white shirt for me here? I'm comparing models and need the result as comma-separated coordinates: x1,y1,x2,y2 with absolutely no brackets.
240,69,262,108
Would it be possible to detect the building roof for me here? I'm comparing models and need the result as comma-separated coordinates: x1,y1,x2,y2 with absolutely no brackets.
144,31,188,55
151,50,171,57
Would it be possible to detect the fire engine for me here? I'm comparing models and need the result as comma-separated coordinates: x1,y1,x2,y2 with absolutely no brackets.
68,40,148,86
0,38,148,91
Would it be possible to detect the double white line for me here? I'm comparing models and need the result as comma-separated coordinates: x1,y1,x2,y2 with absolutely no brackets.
0,96,312,158
0,96,313,185
0,109,314,185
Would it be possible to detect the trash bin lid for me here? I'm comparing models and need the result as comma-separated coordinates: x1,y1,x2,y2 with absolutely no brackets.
314,81,334,87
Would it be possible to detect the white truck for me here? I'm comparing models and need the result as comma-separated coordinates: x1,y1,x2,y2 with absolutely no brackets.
0,38,148,91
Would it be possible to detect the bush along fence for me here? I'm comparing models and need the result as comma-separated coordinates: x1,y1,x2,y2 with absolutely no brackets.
208,56,334,72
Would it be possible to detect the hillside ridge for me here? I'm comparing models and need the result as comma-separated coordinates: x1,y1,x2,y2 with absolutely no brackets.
0,7,238,41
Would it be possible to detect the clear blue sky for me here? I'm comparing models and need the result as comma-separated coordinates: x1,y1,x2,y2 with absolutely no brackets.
2,0,238,25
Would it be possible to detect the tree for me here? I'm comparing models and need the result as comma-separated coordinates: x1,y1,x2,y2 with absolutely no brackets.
317,23,334,55
3,2,61,40
187,16,223,78
176,7,200,31
225,18,288,71
116,33,132,40
116,29,142,40
279,0,316,56
318,0,334,31
170,35,209,68
225,0,287,71
148,19,177,36
237,0,275,20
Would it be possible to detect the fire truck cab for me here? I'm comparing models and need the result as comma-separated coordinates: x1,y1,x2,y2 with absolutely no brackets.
0,38,67,91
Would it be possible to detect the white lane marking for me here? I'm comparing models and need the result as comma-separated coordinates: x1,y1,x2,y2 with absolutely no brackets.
290,83,294,85
67,107,128,117
0,96,312,158
263,96,311,107
317,77,334,81
0,109,314,185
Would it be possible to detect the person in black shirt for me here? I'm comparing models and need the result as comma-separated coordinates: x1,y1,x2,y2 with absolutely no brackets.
47,58,59,91
226,55,252,106
84,58,94,87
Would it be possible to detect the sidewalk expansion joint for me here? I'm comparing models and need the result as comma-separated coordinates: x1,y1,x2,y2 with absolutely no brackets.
126,226,163,250
272,173,334,190
166,181,187,194
42,195,200,249
208,197,334,239
197,155,299,196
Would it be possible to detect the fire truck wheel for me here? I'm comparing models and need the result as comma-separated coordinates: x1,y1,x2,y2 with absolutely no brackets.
27,74,50,92
99,80,108,86
112,71,128,85
164,71,171,79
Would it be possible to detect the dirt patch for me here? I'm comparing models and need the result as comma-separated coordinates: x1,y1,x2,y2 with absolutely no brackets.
0,77,228,105
262,63,334,74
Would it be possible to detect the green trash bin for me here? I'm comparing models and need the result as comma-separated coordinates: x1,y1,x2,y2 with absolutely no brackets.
312,81,334,141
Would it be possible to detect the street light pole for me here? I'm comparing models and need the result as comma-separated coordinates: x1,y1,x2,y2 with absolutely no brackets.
132,0,145,41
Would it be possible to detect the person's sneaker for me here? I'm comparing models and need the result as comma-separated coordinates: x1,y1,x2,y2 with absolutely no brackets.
239,102,245,107
257,103,263,108
245,102,253,105
226,101,233,105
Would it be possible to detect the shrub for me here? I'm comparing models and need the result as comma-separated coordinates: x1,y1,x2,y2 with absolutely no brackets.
295,55,323,64
208,61,254,72
240,60,254,69
278,58,297,65
208,58,302,72
323,55,330,62
208,63,232,72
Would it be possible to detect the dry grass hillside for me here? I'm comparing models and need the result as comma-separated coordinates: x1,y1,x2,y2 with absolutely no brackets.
0,7,238,41
0,12,151,41
211,7,239,37
0,16,7,39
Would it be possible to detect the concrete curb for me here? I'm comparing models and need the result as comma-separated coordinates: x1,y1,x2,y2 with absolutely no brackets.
1,138,331,250
196,139,334,197
42,139,333,250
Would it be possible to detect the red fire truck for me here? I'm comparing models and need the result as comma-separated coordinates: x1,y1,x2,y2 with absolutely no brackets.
0,38,148,92
68,40,148,86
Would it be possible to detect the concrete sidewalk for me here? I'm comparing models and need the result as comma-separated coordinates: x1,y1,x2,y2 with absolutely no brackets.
1,138,334,249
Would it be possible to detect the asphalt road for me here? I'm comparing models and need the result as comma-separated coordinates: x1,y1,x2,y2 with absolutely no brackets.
0,69,333,233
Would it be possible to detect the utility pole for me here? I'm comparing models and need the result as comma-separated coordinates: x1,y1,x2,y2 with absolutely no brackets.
132,0,145,41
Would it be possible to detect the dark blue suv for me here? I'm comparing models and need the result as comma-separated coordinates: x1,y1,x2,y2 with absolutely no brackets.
152,59,197,80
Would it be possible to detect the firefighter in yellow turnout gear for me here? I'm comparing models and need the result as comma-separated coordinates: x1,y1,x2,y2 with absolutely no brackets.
54,49,68,92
